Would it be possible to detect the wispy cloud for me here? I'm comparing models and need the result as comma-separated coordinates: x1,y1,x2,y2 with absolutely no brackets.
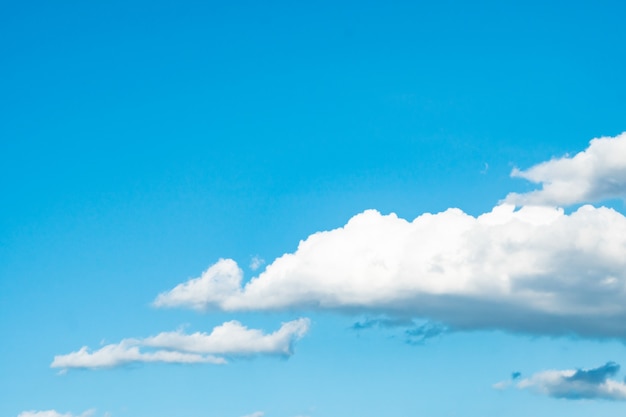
508,362,626,401
493,371,522,390
18,411,95,417
250,256,265,271
52,319,309,371
404,322,447,345
505,132,626,206
351,317,446,344
351,317,414,330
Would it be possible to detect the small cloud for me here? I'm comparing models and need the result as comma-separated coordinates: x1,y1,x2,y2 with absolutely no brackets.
499,362,626,401
493,380,511,390
250,256,265,271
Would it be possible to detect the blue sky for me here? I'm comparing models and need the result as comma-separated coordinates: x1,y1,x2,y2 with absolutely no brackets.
2,1,626,416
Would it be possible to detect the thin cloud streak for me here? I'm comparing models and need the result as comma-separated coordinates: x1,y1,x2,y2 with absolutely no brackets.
52,319,310,371
18,411,95,417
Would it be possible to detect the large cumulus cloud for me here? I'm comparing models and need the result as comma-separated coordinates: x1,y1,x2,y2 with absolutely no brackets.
154,203,626,339
153,133,626,340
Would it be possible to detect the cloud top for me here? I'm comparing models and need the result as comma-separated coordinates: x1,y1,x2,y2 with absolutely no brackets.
52,319,309,371
154,259,244,311
505,132,626,206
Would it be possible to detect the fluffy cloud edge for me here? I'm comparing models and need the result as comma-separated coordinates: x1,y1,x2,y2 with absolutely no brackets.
505,132,626,206
52,318,310,371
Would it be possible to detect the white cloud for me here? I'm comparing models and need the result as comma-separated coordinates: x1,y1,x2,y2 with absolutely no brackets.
154,258,244,311
51,319,309,371
143,318,309,356
493,380,511,390
18,412,71,417
154,203,626,339
515,362,626,400
505,132,626,206
18,411,94,417
50,340,224,370
250,256,265,271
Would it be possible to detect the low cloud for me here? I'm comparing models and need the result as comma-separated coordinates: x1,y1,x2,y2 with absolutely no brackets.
505,132,626,206
18,411,94,417
240,412,264,417
514,362,626,400
52,319,309,371
154,203,626,340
